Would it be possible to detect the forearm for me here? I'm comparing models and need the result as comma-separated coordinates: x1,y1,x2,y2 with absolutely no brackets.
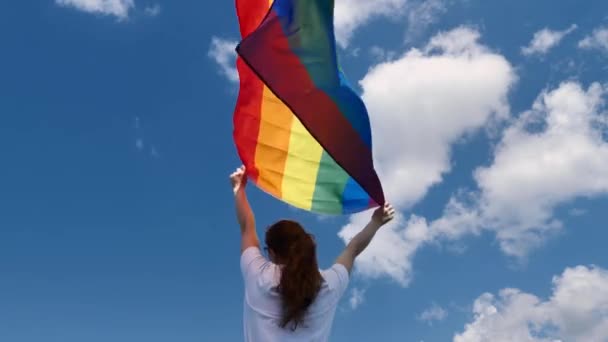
336,204,394,272
234,189,254,233
230,166,260,252
347,220,382,257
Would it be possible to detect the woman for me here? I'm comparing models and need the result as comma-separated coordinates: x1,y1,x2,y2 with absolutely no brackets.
230,166,394,342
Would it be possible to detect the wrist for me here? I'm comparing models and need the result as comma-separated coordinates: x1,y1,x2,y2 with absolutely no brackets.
369,219,383,229
234,186,246,196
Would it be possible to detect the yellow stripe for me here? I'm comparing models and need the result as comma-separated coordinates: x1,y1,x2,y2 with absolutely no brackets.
281,116,324,210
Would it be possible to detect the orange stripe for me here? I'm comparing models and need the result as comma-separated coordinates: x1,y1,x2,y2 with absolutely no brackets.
254,87,294,198
251,0,294,199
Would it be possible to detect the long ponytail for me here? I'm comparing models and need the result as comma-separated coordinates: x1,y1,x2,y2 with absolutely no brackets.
265,220,322,330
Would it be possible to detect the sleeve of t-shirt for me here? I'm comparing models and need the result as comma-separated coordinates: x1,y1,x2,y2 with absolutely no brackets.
240,246,267,280
324,263,350,298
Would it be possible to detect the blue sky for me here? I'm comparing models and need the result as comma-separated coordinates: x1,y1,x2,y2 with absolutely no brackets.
1,1,607,341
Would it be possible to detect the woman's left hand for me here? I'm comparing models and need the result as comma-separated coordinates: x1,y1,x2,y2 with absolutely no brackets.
230,165,248,195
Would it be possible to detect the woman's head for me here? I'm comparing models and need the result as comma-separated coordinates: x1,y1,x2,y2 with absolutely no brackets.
265,220,322,330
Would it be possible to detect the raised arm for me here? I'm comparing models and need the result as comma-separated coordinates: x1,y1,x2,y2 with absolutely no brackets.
230,166,260,253
336,203,395,273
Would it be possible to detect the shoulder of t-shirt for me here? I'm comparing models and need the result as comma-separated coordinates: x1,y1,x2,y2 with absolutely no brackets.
329,263,349,277
240,246,264,276
322,263,350,291
241,246,262,258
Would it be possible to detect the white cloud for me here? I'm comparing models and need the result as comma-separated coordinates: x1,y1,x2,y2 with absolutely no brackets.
468,81,608,257
418,303,448,325
339,26,515,284
334,0,449,47
454,265,608,342
521,24,577,56
405,81,608,267
343,67,607,283
335,0,407,47
208,37,239,83
144,4,161,17
349,288,366,309
404,0,447,43
361,26,515,209
403,81,608,263
56,0,134,19
579,27,608,53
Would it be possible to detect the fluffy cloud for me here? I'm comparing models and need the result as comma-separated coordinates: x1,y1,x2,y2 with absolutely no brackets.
579,26,608,53
454,265,608,342
339,26,515,284
521,25,577,56
208,37,239,83
404,0,447,42
361,26,515,209
408,81,608,269
56,0,134,19
465,81,608,257
344,68,607,283
335,0,448,47
335,0,407,47
418,303,448,325
430,81,607,270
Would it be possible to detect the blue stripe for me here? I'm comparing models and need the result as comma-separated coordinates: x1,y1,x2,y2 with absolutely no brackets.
341,177,372,214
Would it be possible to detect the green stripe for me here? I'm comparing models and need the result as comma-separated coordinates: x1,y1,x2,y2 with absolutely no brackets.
289,0,339,89
311,151,349,214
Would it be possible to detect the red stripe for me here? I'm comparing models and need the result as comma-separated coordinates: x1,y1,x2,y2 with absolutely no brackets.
237,10,385,206
233,0,271,182
233,60,262,182
235,0,269,38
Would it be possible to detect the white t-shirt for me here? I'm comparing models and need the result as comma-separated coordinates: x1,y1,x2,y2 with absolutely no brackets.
240,246,349,342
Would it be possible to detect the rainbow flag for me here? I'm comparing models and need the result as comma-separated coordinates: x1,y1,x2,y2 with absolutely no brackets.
233,0,384,214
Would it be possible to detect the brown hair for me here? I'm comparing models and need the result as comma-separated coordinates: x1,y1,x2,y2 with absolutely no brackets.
265,220,322,330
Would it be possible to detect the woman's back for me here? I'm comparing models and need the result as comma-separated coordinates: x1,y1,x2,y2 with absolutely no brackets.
241,247,349,342
230,165,394,341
